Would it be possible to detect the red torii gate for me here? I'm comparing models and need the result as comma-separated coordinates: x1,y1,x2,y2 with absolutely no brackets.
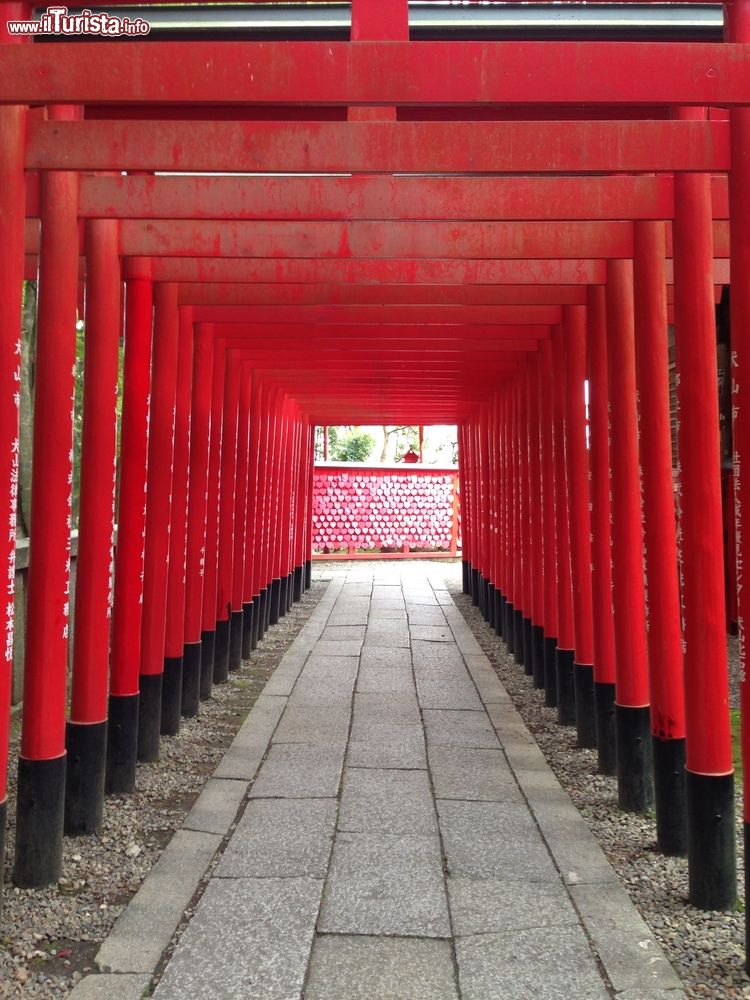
0,0,749,972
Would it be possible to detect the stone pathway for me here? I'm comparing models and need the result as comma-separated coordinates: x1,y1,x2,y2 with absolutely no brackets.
82,563,687,1000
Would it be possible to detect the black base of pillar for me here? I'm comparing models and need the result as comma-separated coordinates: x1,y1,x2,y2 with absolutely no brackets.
495,591,504,638
462,559,471,594
543,636,558,707
522,617,533,676
269,578,282,625
573,662,596,748
594,681,617,776
213,618,230,684
653,736,687,856
160,656,183,736
279,575,289,618
686,770,736,910
555,648,576,726
229,609,244,670
503,600,513,652
13,755,66,888
484,579,492,623
137,673,163,763
64,720,107,836
257,588,268,641
264,582,273,630
241,601,255,659
287,571,294,611
251,594,262,647
181,641,202,718
305,559,312,590
478,573,486,617
199,629,215,700
531,624,545,689
471,568,480,607
105,693,139,794
487,583,496,629
615,704,654,813
513,609,524,666
293,565,304,602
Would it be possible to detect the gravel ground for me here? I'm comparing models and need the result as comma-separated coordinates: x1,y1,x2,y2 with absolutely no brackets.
0,578,328,999
449,585,749,1000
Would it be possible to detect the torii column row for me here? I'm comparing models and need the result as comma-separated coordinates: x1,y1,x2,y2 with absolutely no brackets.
461,234,735,909
0,226,315,890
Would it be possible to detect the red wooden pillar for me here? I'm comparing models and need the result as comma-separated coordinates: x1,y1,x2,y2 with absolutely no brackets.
0,96,25,883
243,379,264,650
727,0,750,949
563,306,596,748
214,354,241,682
65,218,120,836
496,391,508,635
633,220,687,855
606,259,653,812
673,107,736,908
528,361,545,687
539,339,559,704
161,306,194,734
470,420,481,606
14,112,79,887
503,387,517,649
107,259,152,791
254,391,273,640
458,423,472,595
518,364,533,677
268,397,285,626
551,325,576,725
292,414,311,602
510,381,523,655
491,395,503,634
305,421,315,589
182,323,213,711
199,341,226,693
276,401,293,617
230,363,252,668
478,406,491,621
586,285,617,775
137,282,179,762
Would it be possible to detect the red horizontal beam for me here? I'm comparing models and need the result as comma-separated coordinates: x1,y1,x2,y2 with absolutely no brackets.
178,283,588,306
4,42,750,106
68,174,730,222
116,220,635,260
148,257,612,285
26,120,729,174
193,304,561,324
211,324,550,340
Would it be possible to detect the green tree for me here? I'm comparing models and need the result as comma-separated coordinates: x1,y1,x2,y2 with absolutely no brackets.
330,427,374,463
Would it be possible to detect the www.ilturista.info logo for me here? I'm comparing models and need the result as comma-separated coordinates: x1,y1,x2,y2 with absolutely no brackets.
7,5,151,35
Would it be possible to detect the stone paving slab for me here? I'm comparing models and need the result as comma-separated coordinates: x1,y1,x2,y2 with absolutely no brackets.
363,619,411,647
305,936,460,1000
352,690,421,726
347,725,428,769
338,767,438,836
273,704,351,745
357,662,415,694
358,646,412,670
406,604,448,625
427,746,521,802
437,798,560,882
410,623,455,643
69,974,151,1000
249,742,345,798
213,694,287,780
414,667,484,711
454,924,611,1000
182,778,247,836
318,831,451,938
216,797,337,878
411,639,466,670
96,830,222,974
447,876,578,936
152,877,323,1000
424,708,502,749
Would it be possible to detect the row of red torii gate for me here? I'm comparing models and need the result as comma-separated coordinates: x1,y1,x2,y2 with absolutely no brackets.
3,0,750,971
